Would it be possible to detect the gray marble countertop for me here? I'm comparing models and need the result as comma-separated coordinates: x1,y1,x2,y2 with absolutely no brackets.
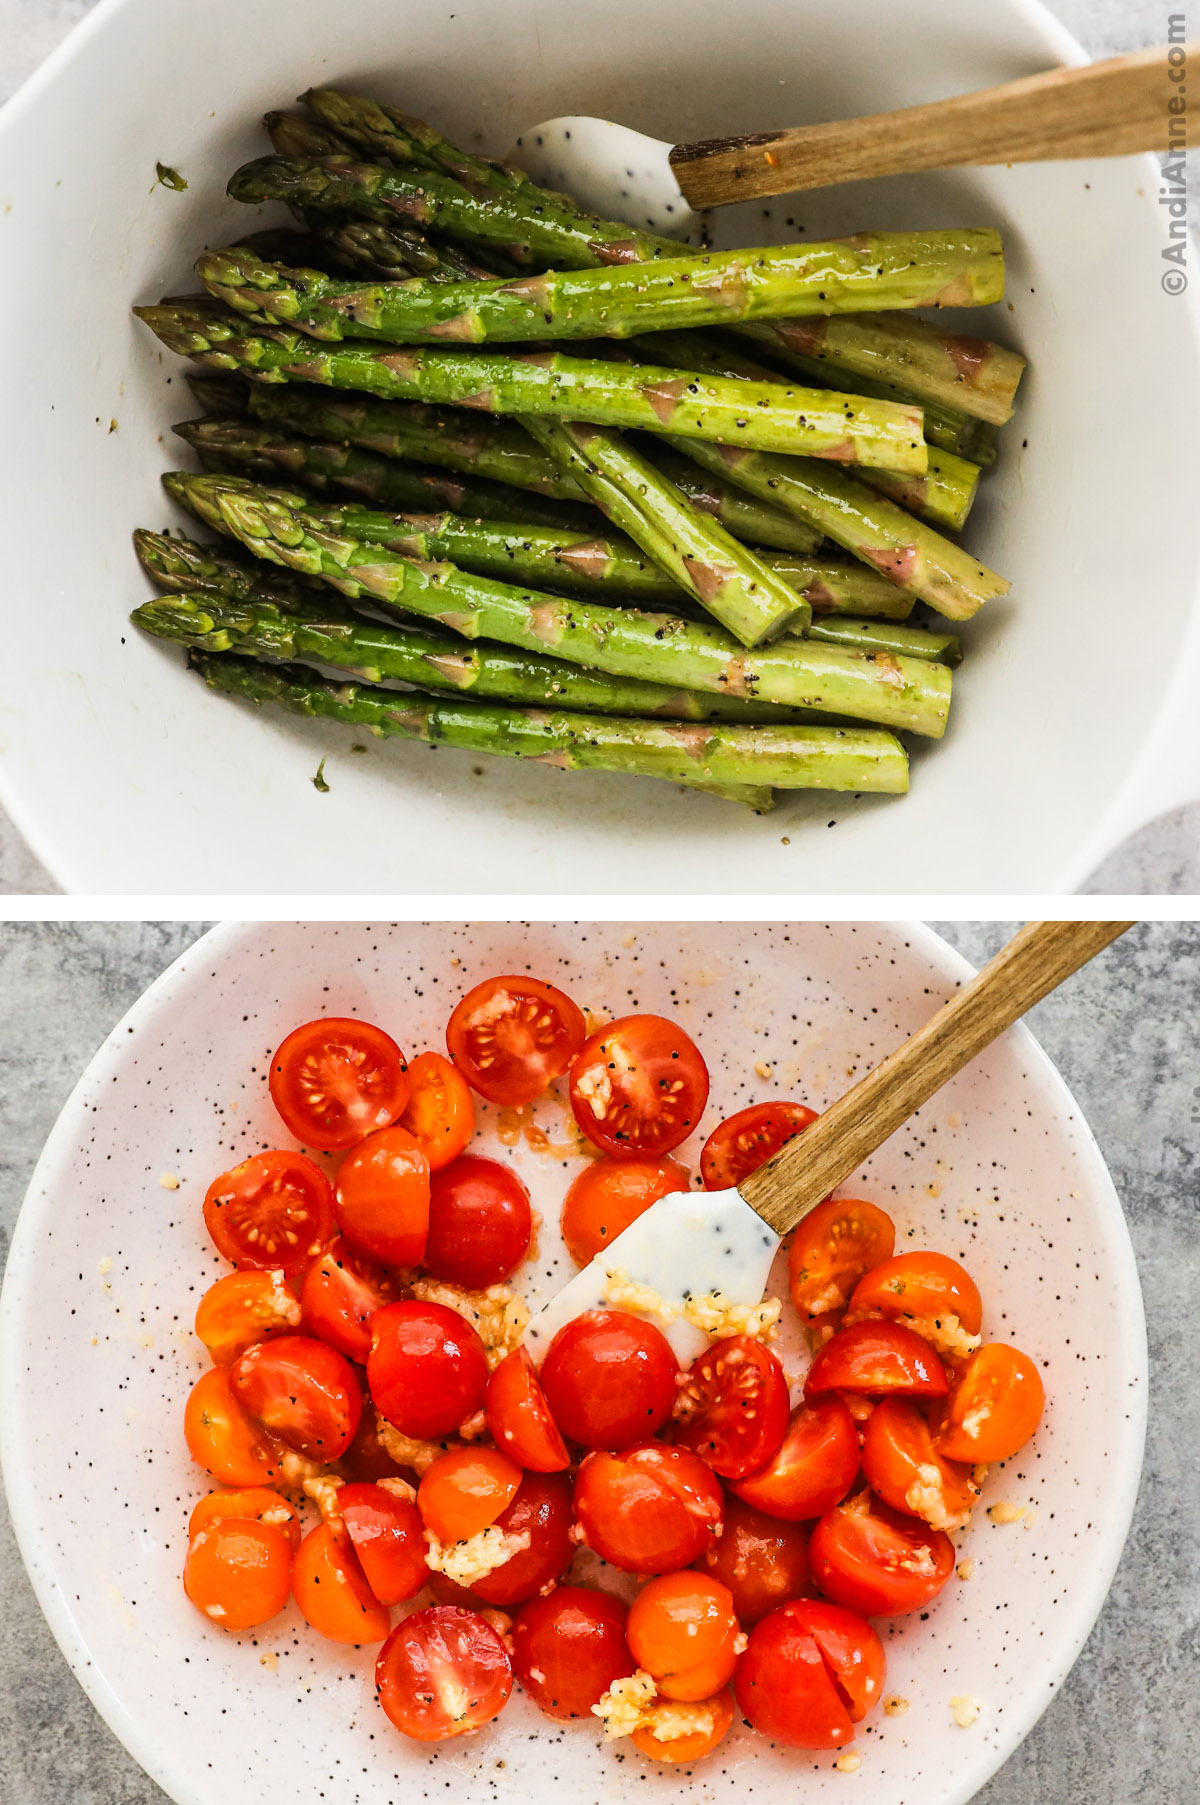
1,918,1197,1803
0,0,1196,894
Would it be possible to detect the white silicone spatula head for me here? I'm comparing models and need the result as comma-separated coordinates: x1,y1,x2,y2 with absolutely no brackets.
507,117,700,240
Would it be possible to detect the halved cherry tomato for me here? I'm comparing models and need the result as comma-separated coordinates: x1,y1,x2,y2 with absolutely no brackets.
861,1397,978,1530
631,1688,734,1763
188,1487,300,1550
293,1520,392,1643
202,1151,334,1276
560,1155,689,1268
730,1397,860,1521
368,1300,490,1441
485,1346,570,1473
513,1586,635,1721
734,1598,884,1749
183,1366,287,1488
398,1050,475,1170
787,1196,895,1320
340,1480,429,1605
423,1155,531,1289
334,1124,430,1267
446,976,586,1107
932,1342,1045,1463
230,1333,362,1461
700,1101,818,1190
270,1016,409,1151
848,1251,983,1338
698,1495,811,1625
418,1446,523,1543
194,1268,302,1365
804,1319,949,1400
568,1015,710,1158
539,1310,677,1450
376,1605,513,1741
429,1471,575,1608
574,1445,723,1574
809,1492,955,1616
300,1234,402,1362
183,1517,293,1632
335,1408,418,1486
628,1572,740,1701
673,1335,789,1480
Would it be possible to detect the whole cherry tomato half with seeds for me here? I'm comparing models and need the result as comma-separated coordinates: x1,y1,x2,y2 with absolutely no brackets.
423,1154,532,1289
700,1100,817,1190
932,1342,1045,1463
398,1050,476,1170
368,1300,490,1442
446,976,585,1106
672,1334,790,1479
787,1195,895,1321
568,1014,709,1159
230,1333,362,1462
539,1309,678,1450
377,1605,513,1741
270,1016,410,1151
513,1586,635,1721
202,1150,334,1276
194,1268,301,1366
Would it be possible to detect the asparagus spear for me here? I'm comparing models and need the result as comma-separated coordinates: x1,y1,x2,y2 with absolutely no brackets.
263,110,357,160
135,303,927,471
174,416,596,531
135,588,836,722
667,436,1008,621
185,372,251,416
302,87,534,195
166,472,951,737
308,217,500,281
188,650,909,795
133,527,319,605
521,416,808,644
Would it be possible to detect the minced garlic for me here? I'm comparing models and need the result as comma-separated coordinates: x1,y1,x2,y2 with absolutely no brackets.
900,1312,981,1361
159,1173,181,1190
956,1558,976,1581
905,1461,978,1533
258,1652,278,1669
409,1278,529,1369
883,1696,910,1717
600,1270,781,1341
424,1525,531,1589
987,1501,1026,1525
592,1671,658,1739
266,1267,302,1328
644,1702,718,1743
950,1695,981,1728
376,1474,416,1502
303,1474,345,1529
374,1411,451,1475
835,1752,862,1772
602,1270,677,1323
277,1448,327,1487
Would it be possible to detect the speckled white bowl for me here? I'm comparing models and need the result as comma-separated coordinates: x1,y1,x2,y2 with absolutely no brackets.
0,922,1145,1805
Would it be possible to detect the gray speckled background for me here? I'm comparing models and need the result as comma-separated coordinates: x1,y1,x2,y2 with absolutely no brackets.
0,0,1197,895
0,919,1197,1802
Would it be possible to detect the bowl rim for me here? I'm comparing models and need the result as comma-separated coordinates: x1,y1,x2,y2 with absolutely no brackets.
0,918,1149,1805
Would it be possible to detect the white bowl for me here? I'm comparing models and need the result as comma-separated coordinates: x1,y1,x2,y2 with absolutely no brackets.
0,920,1146,1805
0,0,1198,894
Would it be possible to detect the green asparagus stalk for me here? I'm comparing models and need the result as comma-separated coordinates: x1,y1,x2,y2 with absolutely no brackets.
185,372,251,416
302,87,535,195
166,472,951,737
174,415,596,531
135,303,927,471
188,650,909,795
639,444,820,555
667,436,1008,621
264,109,358,160
521,416,808,644
308,216,500,282
806,616,960,665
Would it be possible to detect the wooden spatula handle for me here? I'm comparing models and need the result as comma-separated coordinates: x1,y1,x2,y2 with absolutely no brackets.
670,45,1188,208
739,920,1134,1235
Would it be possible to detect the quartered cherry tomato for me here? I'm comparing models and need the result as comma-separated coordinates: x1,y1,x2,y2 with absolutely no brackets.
194,1268,302,1365
574,1445,723,1574
485,1346,570,1473
539,1310,677,1450
560,1155,689,1268
628,1571,741,1701
202,1151,334,1276
376,1605,513,1741
698,1495,811,1625
861,1397,978,1530
446,976,586,1106
734,1598,885,1749
513,1586,635,1721
334,1124,430,1268
398,1050,476,1170
631,1689,734,1763
184,1516,293,1632
300,1235,402,1363
809,1492,956,1617
188,1487,300,1550
932,1342,1045,1463
848,1251,983,1338
270,1016,409,1151
673,1335,790,1480
730,1397,860,1521
568,1015,709,1158
293,1520,391,1644
804,1318,949,1400
700,1101,818,1190
183,1366,287,1488
230,1333,362,1461
368,1300,490,1441
423,1155,532,1289
340,1480,429,1606
787,1196,895,1320
418,1446,523,1543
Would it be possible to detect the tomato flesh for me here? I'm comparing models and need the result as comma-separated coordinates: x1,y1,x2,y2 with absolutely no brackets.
631,1688,734,1763
673,1335,790,1480
730,1397,860,1521
183,1366,287,1489
849,1250,983,1337
513,1586,635,1721
377,1605,513,1741
809,1492,956,1617
270,1016,409,1151
574,1444,723,1574
698,1494,811,1625
423,1155,531,1289
418,1446,523,1543
485,1346,570,1472
334,1124,430,1268
230,1333,362,1461
368,1300,490,1441
340,1480,429,1605
202,1150,334,1276
568,1014,710,1158
188,1487,300,1550
194,1268,302,1366
539,1309,678,1450
787,1196,895,1320
293,1520,392,1643
700,1101,817,1190
861,1397,978,1529
300,1235,402,1362
446,976,585,1107
627,1571,740,1701
804,1318,949,1400
399,1050,476,1170
184,1517,293,1632
560,1155,689,1268
462,1470,575,1607
734,1598,884,1749
932,1342,1045,1462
